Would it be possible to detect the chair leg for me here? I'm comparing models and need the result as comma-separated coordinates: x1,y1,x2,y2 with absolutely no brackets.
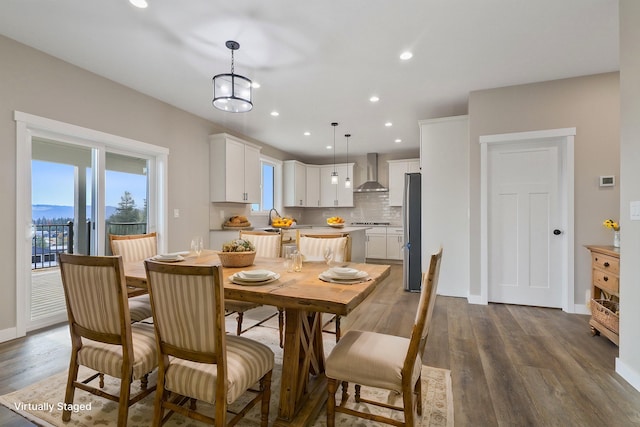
402,382,417,427
354,384,361,403
278,307,284,348
62,355,80,422
99,373,105,388
141,373,149,391
236,312,244,336
260,370,272,427
152,370,165,427
327,378,337,427
335,315,341,342
117,375,132,427
341,381,349,404
415,375,422,415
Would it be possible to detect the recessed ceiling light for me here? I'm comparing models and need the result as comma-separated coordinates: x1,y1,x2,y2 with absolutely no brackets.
270,111,279,117
304,131,311,136
400,51,413,60
251,82,261,89
129,0,148,8
326,145,332,150
395,139,402,143
385,122,393,127
369,96,380,103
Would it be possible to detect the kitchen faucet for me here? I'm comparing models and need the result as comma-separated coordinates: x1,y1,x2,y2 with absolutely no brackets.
268,208,281,226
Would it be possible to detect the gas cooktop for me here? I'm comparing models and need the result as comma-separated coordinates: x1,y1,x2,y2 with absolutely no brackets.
351,221,391,226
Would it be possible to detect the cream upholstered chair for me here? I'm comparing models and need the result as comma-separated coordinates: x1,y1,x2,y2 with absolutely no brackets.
297,230,351,341
144,260,274,427
109,232,157,322
58,253,158,427
325,248,443,427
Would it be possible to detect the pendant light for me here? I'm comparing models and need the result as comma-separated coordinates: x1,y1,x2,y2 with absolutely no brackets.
331,122,339,184
212,40,253,113
344,133,352,188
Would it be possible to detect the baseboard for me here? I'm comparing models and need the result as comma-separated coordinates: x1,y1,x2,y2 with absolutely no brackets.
616,357,640,392
0,326,17,343
467,294,485,305
572,303,591,315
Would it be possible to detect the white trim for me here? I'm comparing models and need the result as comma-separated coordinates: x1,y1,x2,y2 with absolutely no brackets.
616,358,640,392
573,304,591,316
479,127,576,312
467,293,485,305
14,111,170,337
0,327,18,344
418,115,469,126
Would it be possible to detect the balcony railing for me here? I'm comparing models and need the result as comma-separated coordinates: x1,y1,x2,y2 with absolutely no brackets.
31,221,147,269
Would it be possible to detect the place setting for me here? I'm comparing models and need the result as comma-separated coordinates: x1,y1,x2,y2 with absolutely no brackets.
229,269,280,286
149,251,189,262
319,266,371,284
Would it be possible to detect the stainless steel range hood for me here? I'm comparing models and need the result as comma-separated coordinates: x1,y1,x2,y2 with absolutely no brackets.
354,153,388,192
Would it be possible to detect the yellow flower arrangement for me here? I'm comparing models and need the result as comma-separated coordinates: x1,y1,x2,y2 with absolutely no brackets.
603,219,620,231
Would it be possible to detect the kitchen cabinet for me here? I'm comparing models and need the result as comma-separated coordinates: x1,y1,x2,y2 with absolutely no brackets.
306,165,320,207
386,227,404,260
320,163,354,207
365,228,387,259
388,159,420,207
585,245,619,345
209,133,261,203
283,160,307,207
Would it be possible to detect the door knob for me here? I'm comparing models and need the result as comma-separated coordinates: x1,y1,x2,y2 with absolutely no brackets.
553,229,562,235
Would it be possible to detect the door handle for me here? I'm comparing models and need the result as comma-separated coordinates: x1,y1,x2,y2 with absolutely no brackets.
553,229,562,235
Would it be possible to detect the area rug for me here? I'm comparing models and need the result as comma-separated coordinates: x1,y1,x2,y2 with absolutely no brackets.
0,320,453,426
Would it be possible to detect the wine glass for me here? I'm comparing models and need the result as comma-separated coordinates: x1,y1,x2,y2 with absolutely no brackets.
190,236,203,258
323,247,334,266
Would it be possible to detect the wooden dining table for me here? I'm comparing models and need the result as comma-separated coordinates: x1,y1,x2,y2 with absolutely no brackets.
124,250,391,426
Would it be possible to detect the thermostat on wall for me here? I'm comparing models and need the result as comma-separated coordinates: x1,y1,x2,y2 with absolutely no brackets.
600,175,615,187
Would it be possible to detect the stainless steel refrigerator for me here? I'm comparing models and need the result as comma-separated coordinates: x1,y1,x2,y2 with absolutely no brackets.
403,172,422,292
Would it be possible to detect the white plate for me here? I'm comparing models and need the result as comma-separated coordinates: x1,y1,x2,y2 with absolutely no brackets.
329,267,360,278
229,273,280,286
152,254,184,262
239,269,274,280
322,269,368,280
318,273,370,284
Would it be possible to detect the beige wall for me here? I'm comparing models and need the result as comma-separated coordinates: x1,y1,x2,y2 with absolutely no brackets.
618,0,640,390
0,35,291,333
468,72,620,306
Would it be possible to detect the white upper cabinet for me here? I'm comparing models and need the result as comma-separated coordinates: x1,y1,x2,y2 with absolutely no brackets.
209,133,261,203
319,163,354,207
283,160,307,207
305,165,320,207
387,159,420,207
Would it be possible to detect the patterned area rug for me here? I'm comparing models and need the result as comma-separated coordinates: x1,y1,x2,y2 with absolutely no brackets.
0,317,453,426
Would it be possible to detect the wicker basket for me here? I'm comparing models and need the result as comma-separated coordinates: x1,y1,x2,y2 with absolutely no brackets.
217,251,256,268
591,299,619,334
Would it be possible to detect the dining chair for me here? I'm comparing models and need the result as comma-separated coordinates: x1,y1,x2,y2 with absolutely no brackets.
58,253,158,427
297,230,351,341
144,260,274,427
325,248,443,427
109,232,157,322
239,230,285,347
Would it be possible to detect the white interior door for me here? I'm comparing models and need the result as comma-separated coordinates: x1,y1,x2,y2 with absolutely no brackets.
488,141,563,307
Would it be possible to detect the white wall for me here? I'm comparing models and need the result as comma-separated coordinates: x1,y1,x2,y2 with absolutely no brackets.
617,0,640,392
420,116,470,297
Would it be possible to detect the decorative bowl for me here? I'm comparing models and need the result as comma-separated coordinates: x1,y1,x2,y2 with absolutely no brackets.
328,223,345,228
217,251,256,268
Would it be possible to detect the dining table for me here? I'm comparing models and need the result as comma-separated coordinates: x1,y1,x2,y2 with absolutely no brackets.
124,250,391,426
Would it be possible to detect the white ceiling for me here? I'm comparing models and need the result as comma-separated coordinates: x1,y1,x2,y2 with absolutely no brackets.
0,0,619,162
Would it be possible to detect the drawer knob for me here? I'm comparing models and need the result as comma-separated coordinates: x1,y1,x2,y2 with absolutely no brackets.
604,262,610,267
603,276,609,282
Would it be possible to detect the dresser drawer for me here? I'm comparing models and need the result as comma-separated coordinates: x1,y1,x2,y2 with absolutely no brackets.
591,253,620,275
593,268,619,294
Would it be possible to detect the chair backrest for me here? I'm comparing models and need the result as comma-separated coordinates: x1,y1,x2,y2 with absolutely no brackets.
59,253,131,344
110,232,157,263
297,231,350,262
403,248,443,374
144,261,226,365
239,231,283,258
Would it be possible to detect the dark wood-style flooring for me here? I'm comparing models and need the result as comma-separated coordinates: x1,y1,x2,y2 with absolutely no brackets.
1,264,639,426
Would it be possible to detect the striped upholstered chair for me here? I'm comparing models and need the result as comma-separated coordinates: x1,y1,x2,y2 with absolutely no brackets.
144,260,274,427
326,248,443,427
109,232,156,322
58,253,158,427
297,231,351,341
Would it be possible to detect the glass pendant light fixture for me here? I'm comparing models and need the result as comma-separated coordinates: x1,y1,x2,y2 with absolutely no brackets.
344,133,352,188
212,40,253,113
331,122,339,184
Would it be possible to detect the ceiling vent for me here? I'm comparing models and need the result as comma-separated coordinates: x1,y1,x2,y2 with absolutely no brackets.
354,153,388,192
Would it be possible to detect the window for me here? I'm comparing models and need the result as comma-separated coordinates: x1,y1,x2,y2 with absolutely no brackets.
251,156,282,213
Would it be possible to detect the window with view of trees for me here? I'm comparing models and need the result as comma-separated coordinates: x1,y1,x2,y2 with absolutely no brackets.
252,159,278,212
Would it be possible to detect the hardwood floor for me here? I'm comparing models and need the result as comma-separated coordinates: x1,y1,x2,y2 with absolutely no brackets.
2,264,639,426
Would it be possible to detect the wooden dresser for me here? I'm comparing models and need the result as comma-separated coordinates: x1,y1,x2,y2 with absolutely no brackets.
585,245,620,345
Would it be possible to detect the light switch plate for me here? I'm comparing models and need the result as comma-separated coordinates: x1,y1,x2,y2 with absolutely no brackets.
173,208,180,218
630,201,640,221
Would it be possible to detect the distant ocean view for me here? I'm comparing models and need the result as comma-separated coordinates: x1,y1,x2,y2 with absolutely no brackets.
32,205,118,221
